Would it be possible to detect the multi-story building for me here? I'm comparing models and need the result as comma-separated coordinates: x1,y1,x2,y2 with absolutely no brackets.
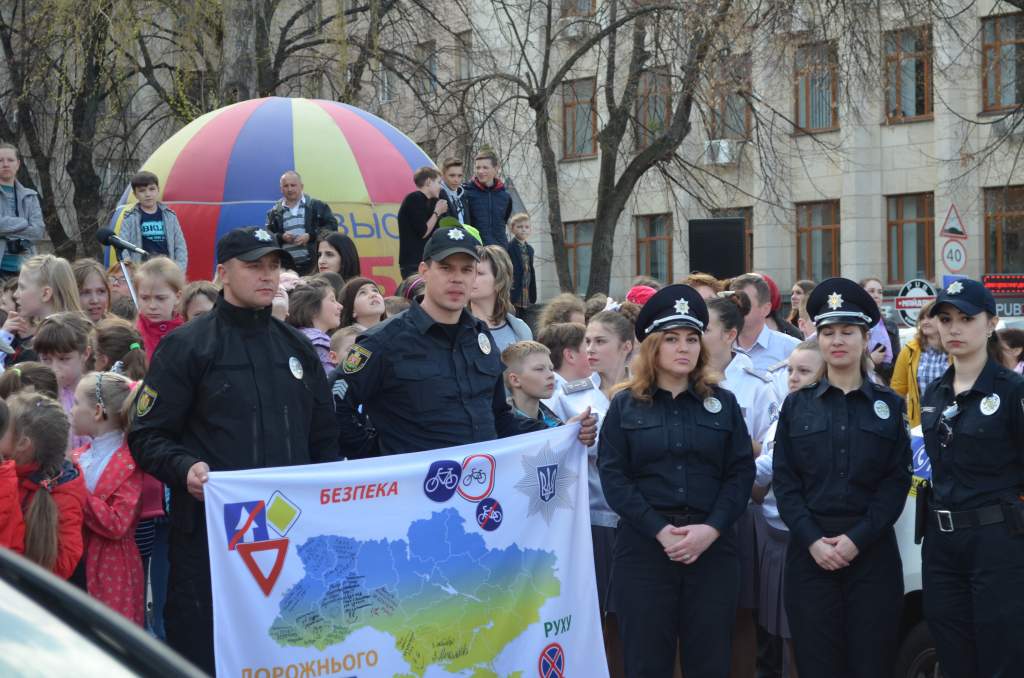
368,1,1024,313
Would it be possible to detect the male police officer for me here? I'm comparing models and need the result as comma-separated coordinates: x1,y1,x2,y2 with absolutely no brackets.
129,226,338,672
332,225,595,457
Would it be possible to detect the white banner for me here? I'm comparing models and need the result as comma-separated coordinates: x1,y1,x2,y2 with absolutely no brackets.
204,424,609,678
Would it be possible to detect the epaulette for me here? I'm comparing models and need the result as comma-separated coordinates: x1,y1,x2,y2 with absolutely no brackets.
743,366,772,384
767,359,788,373
563,378,595,395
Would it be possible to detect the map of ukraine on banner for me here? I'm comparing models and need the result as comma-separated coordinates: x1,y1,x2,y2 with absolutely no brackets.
204,424,609,678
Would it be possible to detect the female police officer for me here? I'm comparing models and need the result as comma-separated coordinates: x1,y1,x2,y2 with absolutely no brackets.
772,278,911,678
598,284,754,678
920,278,1024,678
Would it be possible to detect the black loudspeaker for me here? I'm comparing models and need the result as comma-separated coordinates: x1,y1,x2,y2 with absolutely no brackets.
687,218,747,279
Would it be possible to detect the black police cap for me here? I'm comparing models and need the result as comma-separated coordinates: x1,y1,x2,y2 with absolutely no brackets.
928,278,996,317
806,277,880,328
216,226,295,267
422,226,480,263
634,284,709,342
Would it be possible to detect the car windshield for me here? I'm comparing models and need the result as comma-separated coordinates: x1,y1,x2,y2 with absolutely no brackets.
0,579,136,677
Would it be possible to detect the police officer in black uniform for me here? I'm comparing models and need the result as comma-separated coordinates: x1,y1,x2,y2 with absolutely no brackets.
129,227,339,672
919,278,1024,678
773,278,911,678
597,284,754,678
332,225,595,456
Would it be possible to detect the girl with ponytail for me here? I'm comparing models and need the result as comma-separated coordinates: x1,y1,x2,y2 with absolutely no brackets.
91,317,148,380
70,372,144,623
3,392,86,578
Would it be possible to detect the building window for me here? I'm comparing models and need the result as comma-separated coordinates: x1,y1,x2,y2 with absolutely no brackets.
708,55,752,140
796,200,841,280
563,78,597,158
636,214,673,282
886,193,934,283
378,67,396,103
455,31,473,81
561,0,594,17
415,41,438,95
884,27,933,122
711,207,753,271
985,186,1024,273
564,221,594,295
635,68,672,149
983,14,1024,112
794,42,838,132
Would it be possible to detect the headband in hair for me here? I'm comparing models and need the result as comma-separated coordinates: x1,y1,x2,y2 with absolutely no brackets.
95,372,107,418
11,367,20,376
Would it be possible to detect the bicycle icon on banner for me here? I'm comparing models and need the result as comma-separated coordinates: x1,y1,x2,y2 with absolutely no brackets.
463,467,487,486
425,466,460,494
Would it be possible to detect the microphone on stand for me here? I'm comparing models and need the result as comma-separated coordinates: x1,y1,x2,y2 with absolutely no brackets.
96,227,149,258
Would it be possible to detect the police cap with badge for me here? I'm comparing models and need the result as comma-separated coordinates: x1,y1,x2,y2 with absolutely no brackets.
422,225,481,263
928,278,996,318
805,277,880,328
216,226,295,268
634,284,727,413
634,283,709,342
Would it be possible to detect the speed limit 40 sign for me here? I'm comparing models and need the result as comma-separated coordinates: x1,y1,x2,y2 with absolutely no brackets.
942,239,967,273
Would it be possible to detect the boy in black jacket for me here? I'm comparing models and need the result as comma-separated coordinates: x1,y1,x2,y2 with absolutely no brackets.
506,213,536,316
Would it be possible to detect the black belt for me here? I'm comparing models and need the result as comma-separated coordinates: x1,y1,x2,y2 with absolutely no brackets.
659,511,707,527
932,505,1005,533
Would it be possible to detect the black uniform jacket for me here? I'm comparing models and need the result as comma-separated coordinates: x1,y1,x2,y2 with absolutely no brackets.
128,295,338,533
597,384,755,539
921,359,1024,511
773,377,911,551
331,300,544,457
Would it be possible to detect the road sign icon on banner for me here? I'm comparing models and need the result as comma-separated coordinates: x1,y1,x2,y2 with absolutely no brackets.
237,538,289,596
458,453,496,502
539,642,566,678
423,459,462,502
224,500,269,550
942,239,967,273
476,498,503,531
266,491,301,537
940,203,967,239
894,279,937,327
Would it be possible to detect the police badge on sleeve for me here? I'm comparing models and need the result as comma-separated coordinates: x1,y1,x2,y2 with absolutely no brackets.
136,385,158,417
342,344,372,374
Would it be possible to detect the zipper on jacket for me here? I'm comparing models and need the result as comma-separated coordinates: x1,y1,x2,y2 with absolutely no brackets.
252,406,260,467
283,405,293,461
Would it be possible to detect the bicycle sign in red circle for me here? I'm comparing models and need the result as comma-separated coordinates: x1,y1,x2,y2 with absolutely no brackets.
457,453,496,502
538,642,565,678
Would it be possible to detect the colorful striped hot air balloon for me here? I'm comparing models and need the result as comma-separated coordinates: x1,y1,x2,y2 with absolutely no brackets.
108,97,434,292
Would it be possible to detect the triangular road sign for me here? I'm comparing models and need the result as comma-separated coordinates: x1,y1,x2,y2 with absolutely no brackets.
237,538,288,596
940,204,967,240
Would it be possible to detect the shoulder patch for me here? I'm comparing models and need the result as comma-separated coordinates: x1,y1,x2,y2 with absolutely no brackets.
342,344,372,374
767,359,788,373
563,378,595,395
742,366,773,383
136,385,158,417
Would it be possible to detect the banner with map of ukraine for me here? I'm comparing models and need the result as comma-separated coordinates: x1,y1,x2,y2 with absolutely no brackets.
204,424,609,678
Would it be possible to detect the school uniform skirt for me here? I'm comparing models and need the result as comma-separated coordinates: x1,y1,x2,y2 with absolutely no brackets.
735,504,759,609
756,518,791,638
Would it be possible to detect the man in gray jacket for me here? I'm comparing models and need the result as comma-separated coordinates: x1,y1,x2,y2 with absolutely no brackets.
0,142,44,276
